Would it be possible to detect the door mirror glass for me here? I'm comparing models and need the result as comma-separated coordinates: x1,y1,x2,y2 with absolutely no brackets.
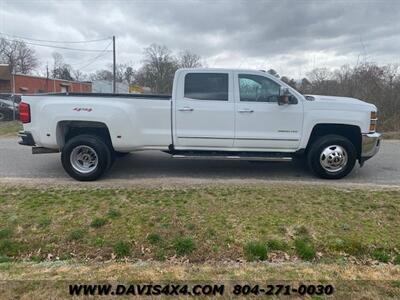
278,87,297,105
280,87,290,96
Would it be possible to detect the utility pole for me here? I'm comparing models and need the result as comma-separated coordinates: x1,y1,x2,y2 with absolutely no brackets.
112,35,116,94
46,62,49,92
12,73,16,121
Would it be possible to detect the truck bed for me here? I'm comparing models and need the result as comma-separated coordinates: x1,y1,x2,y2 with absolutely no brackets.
21,93,173,151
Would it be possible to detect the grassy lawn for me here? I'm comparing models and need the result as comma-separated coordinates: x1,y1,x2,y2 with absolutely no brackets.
383,131,400,139
0,184,399,298
0,185,399,263
0,121,22,137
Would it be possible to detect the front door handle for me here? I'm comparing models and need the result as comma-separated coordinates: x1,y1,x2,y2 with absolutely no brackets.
178,107,194,112
238,109,254,113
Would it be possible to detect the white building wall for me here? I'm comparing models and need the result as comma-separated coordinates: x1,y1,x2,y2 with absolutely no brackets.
92,80,129,93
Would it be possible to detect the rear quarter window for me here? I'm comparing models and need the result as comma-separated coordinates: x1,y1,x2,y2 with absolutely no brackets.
184,73,228,101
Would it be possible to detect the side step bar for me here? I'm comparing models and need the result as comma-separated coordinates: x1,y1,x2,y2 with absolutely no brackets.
172,154,292,162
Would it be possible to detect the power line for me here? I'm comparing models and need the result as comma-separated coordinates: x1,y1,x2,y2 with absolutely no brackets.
71,51,109,68
0,32,111,44
74,40,113,70
71,41,113,66
79,51,110,70
0,32,117,76
0,37,113,52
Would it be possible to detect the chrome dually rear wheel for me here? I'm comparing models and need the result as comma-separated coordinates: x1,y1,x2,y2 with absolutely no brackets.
70,145,99,174
61,134,112,181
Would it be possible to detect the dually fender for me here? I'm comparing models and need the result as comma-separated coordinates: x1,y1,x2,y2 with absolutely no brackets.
299,110,366,149
51,102,136,150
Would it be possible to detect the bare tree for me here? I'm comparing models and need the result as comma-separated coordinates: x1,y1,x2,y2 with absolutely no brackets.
89,69,113,81
114,63,128,82
51,52,73,81
52,52,63,72
280,76,289,83
307,68,331,83
0,38,38,74
267,69,280,78
299,78,312,94
72,69,87,81
89,45,202,93
178,50,202,68
124,66,134,85
299,62,400,131
134,44,178,94
89,63,132,83
280,76,297,89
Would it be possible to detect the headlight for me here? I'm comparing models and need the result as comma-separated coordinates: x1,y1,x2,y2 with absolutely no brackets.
369,111,377,132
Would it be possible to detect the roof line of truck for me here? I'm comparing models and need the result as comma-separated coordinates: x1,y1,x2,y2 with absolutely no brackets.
23,92,172,99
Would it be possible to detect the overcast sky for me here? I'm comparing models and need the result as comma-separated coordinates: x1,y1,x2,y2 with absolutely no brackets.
1,0,400,78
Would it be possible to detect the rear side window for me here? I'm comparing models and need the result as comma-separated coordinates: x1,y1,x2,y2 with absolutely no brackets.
184,73,228,101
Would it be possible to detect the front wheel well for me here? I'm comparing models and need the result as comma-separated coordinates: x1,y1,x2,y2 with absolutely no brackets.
56,121,113,150
306,124,362,159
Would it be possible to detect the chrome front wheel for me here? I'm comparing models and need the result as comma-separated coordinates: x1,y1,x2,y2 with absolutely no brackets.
307,134,356,179
319,145,348,173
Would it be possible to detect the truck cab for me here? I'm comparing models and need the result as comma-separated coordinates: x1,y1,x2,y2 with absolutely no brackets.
18,68,381,181
172,69,303,151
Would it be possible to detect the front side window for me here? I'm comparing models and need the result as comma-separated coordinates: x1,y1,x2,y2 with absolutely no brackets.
239,74,280,102
184,73,228,101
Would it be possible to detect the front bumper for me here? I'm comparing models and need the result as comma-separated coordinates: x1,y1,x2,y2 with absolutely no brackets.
360,132,381,163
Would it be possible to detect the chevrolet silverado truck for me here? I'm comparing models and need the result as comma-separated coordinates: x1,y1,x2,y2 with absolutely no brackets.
18,68,381,181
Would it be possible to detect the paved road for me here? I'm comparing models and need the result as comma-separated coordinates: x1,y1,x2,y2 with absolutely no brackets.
0,137,399,185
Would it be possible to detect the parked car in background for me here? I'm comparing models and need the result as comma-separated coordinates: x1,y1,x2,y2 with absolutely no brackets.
0,97,19,121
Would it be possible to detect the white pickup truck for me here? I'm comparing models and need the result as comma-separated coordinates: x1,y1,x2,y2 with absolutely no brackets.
18,68,381,181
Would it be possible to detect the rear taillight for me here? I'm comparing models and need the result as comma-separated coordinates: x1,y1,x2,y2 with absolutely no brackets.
19,102,31,123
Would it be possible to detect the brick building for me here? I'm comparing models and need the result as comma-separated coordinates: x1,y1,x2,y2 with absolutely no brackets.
0,64,91,94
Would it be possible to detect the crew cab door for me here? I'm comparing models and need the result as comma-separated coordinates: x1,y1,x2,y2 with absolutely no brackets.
173,71,234,148
234,72,303,150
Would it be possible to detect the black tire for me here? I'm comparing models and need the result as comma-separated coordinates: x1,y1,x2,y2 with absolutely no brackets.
61,134,112,181
307,134,356,179
107,150,116,170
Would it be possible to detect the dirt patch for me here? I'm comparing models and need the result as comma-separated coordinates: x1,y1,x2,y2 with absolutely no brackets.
0,121,21,137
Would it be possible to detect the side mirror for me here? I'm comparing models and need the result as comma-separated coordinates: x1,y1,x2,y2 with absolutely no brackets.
278,87,291,105
280,87,290,96
278,87,298,105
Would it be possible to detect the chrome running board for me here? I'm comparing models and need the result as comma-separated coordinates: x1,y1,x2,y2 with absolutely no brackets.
172,154,292,162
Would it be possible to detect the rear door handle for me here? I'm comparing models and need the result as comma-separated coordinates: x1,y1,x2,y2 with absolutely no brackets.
178,107,194,112
238,109,254,113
